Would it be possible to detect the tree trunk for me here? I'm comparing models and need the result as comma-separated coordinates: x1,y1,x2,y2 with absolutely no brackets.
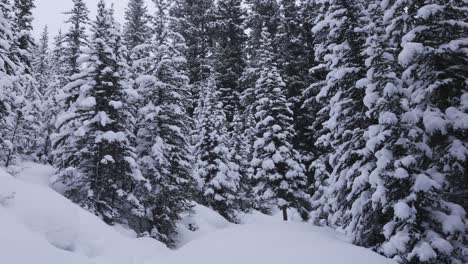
5,112,22,168
282,206,288,221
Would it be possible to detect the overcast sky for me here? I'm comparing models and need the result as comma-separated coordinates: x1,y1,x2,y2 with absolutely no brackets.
33,0,154,38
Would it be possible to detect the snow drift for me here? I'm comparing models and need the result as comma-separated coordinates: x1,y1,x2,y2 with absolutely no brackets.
0,163,395,264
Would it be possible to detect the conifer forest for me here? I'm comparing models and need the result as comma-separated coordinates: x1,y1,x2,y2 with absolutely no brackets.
0,0,467,263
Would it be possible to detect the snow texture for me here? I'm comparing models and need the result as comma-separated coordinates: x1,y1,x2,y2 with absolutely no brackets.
0,163,395,264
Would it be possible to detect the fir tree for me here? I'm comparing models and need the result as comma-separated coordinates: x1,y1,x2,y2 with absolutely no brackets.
31,26,53,161
240,0,281,119
212,0,246,124
250,28,309,221
123,0,150,53
0,0,19,165
277,0,315,168
63,0,89,77
194,67,241,222
367,1,467,262
53,0,149,230
171,0,215,113
135,0,195,247
42,30,68,162
308,0,371,229
6,0,41,164
12,0,35,73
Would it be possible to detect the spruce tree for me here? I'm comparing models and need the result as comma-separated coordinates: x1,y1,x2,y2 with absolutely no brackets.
308,0,370,229
366,1,467,262
194,67,241,222
241,0,281,108
63,0,89,77
171,0,216,113
0,0,19,165
277,0,315,167
212,0,246,124
123,0,150,53
250,28,309,221
32,26,53,161
53,0,148,230
135,0,195,247
6,0,41,164
12,0,35,73
41,31,68,162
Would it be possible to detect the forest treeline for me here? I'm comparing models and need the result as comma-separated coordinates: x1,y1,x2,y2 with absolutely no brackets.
0,0,466,263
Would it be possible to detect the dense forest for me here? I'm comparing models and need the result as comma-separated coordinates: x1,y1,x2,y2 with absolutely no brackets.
0,0,466,263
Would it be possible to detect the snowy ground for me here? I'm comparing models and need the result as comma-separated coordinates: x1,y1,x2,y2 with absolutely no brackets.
0,163,395,264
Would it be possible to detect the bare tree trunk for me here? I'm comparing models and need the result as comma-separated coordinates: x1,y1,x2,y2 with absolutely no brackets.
282,206,288,222
5,112,22,168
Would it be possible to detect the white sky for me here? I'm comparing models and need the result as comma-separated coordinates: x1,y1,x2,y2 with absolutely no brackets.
33,0,154,38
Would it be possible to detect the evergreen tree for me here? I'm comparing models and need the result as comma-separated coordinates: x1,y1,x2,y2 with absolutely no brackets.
194,68,241,222
53,0,149,230
171,0,215,113
0,0,19,165
123,0,150,53
250,28,309,221
42,31,68,162
277,0,315,167
240,0,281,118
308,0,371,229
31,26,53,161
32,26,50,96
230,108,255,211
6,0,42,164
63,0,89,77
365,1,467,262
12,0,35,73
135,0,195,247
212,0,246,124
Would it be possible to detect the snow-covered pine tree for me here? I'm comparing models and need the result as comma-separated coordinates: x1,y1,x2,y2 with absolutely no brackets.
300,0,332,221
0,0,19,165
230,107,255,212
408,0,467,236
134,0,195,247
53,0,149,230
308,0,371,229
240,0,281,113
250,27,309,221
123,0,150,53
32,26,50,96
277,0,315,168
5,0,42,163
355,0,412,252
171,0,215,114
12,0,35,73
63,0,89,78
122,0,152,143
41,30,68,162
212,0,246,124
364,1,467,263
194,67,241,222
31,26,54,161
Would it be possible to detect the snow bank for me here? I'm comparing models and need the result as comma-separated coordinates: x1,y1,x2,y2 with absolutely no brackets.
1,163,395,264
168,214,396,264
0,166,168,264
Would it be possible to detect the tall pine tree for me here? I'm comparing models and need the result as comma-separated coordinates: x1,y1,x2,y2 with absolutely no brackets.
194,67,241,222
53,0,149,230
135,0,195,247
250,28,309,221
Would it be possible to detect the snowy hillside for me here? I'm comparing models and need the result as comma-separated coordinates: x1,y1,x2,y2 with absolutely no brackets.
0,164,395,264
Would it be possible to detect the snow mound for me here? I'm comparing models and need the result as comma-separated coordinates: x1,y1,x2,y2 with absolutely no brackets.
0,166,169,264
167,218,396,264
1,163,396,264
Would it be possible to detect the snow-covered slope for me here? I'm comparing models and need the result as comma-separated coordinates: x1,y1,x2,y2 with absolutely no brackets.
0,164,395,264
